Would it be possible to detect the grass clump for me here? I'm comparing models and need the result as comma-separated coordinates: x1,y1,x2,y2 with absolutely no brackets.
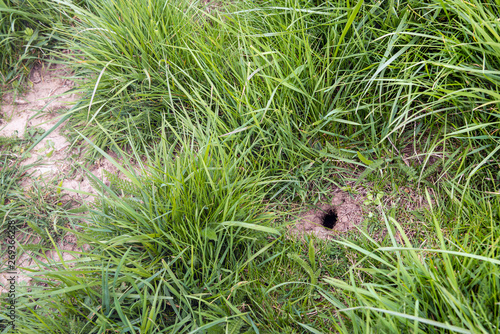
11,124,280,333
56,0,370,166
58,0,500,193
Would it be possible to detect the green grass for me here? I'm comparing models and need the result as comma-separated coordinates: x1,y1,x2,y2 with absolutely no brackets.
1,0,499,332
324,195,500,333
0,0,70,93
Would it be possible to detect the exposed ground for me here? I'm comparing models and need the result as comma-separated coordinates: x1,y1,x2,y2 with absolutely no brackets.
291,187,365,239
0,62,125,293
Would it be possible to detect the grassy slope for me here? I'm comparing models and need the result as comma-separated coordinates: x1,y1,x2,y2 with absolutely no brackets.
1,0,499,333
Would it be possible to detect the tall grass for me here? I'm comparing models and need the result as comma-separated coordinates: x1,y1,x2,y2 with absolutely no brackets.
58,0,499,190
57,0,376,165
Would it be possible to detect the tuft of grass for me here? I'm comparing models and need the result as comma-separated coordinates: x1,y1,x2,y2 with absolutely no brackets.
56,0,499,195
10,121,281,333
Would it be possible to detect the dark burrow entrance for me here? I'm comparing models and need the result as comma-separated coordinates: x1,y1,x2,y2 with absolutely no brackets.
321,207,338,229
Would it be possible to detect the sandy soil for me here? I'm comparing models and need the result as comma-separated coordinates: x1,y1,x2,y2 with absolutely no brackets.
0,62,127,293
0,62,126,201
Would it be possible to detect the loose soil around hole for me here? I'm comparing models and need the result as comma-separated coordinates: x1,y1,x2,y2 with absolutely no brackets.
290,187,365,240
290,182,433,242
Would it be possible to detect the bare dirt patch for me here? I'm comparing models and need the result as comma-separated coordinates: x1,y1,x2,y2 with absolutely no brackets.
0,61,135,294
0,61,132,201
1,61,78,179
289,180,433,241
2,232,88,288
289,187,365,240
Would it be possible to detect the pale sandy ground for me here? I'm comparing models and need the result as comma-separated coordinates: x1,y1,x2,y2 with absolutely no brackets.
0,62,126,293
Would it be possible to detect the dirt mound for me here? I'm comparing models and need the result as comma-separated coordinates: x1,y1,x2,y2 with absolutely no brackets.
290,188,364,240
